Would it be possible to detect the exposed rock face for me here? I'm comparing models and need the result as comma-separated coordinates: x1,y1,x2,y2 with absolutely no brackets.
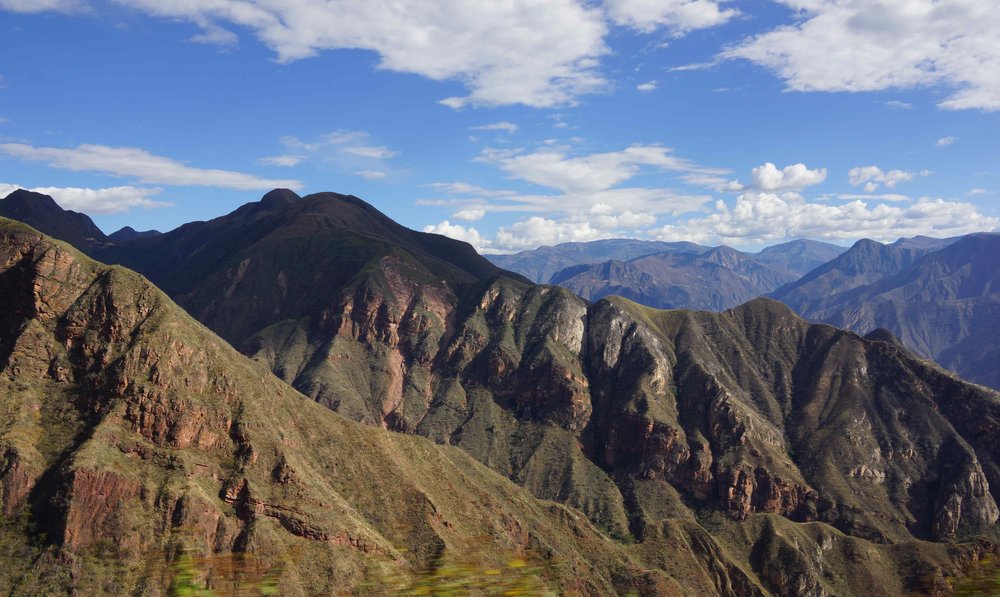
5,194,1000,595
0,220,678,595
774,233,1000,389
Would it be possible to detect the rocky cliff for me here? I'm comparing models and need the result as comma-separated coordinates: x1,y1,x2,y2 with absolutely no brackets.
0,219,678,595
3,191,1000,595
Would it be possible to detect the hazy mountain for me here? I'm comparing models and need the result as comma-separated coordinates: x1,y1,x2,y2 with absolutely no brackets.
487,238,706,283
4,193,1000,595
775,233,1000,389
549,246,797,311
0,188,109,249
750,239,846,277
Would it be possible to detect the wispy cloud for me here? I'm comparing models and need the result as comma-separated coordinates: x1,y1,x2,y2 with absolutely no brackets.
0,143,301,190
471,121,518,134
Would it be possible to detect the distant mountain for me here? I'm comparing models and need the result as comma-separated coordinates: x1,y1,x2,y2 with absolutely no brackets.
550,246,797,311
5,192,1000,595
487,238,706,283
771,238,937,312
108,225,162,242
0,188,109,249
751,239,846,277
774,233,1000,389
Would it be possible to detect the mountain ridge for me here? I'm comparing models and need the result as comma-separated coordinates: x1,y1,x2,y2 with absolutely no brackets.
2,191,999,594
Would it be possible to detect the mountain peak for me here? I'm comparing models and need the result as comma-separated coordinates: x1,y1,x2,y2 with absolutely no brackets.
0,189,109,248
258,187,302,210
2,188,61,210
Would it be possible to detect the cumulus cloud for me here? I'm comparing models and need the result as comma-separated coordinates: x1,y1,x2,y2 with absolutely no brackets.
968,188,988,196
722,0,1000,111
652,194,998,244
493,217,606,251
0,143,301,190
115,0,610,108
848,165,917,192
0,0,86,13
422,220,491,251
451,207,486,221
936,135,957,147
1,182,172,214
885,100,912,110
471,122,518,134
605,0,739,34
729,162,827,192
636,81,657,92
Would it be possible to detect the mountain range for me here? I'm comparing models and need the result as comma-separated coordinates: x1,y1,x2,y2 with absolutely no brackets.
491,238,845,311
1,188,998,595
773,233,1000,389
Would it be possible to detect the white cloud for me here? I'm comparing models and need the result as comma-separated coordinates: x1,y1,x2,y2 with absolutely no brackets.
343,146,398,159
487,187,709,217
427,181,516,197
493,217,605,251
471,121,518,134
0,0,86,13
605,0,739,34
722,0,1000,111
1,183,172,214
188,24,239,46
0,143,302,190
848,165,917,191
115,0,610,108
354,170,387,180
422,220,491,251
258,155,304,167
729,162,827,192
968,188,988,196
652,194,998,244
452,207,486,221
636,80,657,92
936,135,957,147
484,144,716,193
885,100,912,110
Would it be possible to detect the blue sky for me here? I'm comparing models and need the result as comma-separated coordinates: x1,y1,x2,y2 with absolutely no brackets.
1,0,998,252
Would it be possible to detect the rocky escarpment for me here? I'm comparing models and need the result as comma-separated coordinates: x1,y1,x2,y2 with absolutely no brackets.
0,220,684,596
6,191,1000,595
